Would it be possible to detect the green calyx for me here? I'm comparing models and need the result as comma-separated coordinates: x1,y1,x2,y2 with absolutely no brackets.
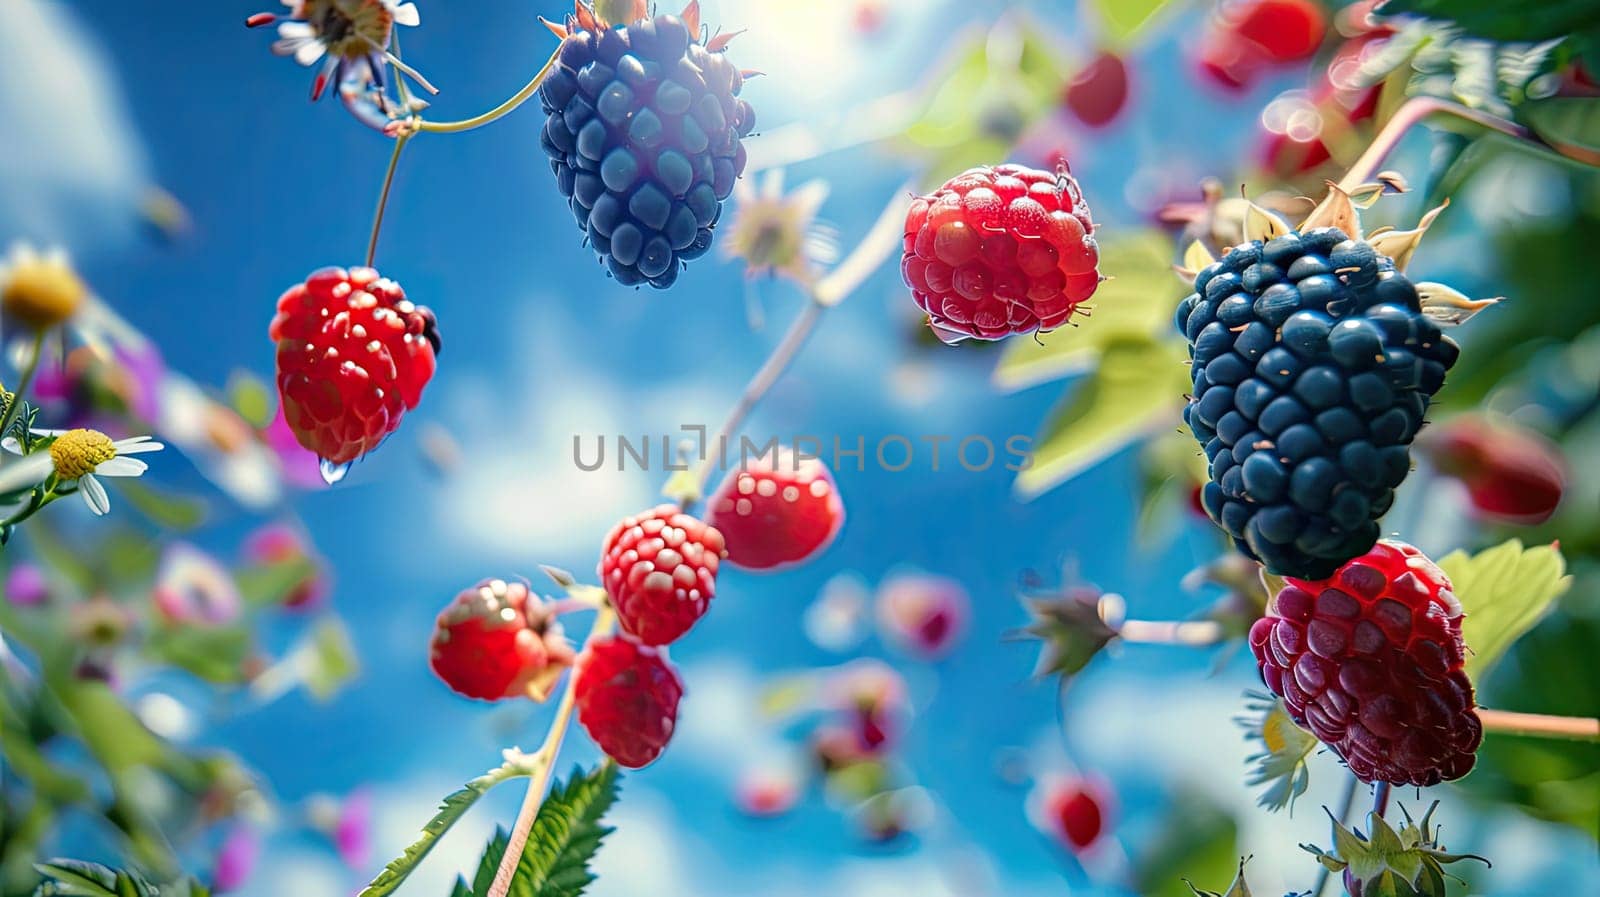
1302,802,1490,897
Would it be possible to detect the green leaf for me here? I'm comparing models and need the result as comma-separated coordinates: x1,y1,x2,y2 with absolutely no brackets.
897,19,1066,181
1379,0,1600,42
302,616,360,700
1134,792,1239,897
144,624,253,685
226,371,275,429
1091,0,1172,45
1436,540,1571,679
1014,337,1188,497
358,765,529,897
1523,97,1600,166
508,763,621,897
234,557,319,608
995,231,1181,391
114,480,207,532
32,859,119,896
469,830,510,896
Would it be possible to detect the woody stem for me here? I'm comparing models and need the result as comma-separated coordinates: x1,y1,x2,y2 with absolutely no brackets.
485,607,616,897
1337,97,1534,192
1477,708,1600,742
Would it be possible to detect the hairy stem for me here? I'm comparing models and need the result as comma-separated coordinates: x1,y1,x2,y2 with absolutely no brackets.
1371,781,1392,819
1477,708,1600,742
414,45,563,134
487,607,615,897
1337,97,1534,193
366,134,411,268
690,300,824,496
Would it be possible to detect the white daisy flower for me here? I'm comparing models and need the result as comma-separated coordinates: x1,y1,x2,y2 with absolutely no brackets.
724,169,839,286
247,1,433,111
0,428,164,516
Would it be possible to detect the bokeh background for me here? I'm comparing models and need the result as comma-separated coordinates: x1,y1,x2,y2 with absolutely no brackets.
2,1,1597,895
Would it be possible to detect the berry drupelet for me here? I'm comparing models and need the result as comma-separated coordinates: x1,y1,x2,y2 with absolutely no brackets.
538,1,756,288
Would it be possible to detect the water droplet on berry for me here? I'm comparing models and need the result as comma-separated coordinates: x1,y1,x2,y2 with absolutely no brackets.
319,458,351,485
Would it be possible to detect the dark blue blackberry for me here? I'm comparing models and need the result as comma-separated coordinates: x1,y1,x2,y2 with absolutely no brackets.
538,4,755,288
1175,226,1459,579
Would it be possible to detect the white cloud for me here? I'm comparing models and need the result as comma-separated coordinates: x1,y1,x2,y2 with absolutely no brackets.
0,0,151,245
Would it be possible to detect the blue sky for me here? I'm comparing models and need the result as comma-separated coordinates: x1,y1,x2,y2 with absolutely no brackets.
3,1,1597,894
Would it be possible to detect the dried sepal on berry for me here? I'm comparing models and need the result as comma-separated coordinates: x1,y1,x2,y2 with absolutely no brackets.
1235,692,1318,811
1414,282,1502,327
1302,803,1489,897
1243,197,1290,243
1368,199,1448,272
1175,239,1219,285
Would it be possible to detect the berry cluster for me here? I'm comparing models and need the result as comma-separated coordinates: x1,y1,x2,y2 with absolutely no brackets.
1176,217,1459,578
429,579,576,702
901,163,1101,344
269,266,440,467
1248,541,1482,786
538,1,756,288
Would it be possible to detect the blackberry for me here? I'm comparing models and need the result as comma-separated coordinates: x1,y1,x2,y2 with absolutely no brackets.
1175,200,1460,579
538,1,756,288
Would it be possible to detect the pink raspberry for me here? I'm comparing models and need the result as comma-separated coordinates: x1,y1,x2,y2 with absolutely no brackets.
599,505,727,645
574,633,685,768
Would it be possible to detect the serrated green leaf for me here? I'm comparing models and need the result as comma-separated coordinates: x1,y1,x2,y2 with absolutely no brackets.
1436,540,1571,679
509,763,621,897
469,829,510,896
1091,0,1172,45
1014,337,1188,497
32,860,119,897
358,766,528,897
996,231,1181,391
1524,97,1600,167
1379,0,1600,42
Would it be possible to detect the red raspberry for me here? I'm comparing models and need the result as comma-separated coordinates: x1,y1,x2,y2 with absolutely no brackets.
1038,777,1111,852
573,633,684,768
1231,0,1327,63
599,505,727,645
1248,540,1483,786
429,579,576,702
901,163,1100,344
269,266,440,466
1062,51,1129,129
705,451,844,571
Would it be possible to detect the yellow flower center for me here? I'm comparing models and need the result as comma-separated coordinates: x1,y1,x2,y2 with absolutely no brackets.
49,429,117,480
1,256,87,330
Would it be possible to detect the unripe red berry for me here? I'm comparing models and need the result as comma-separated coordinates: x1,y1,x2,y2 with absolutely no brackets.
1062,51,1129,128
574,633,685,768
706,451,844,571
429,579,575,702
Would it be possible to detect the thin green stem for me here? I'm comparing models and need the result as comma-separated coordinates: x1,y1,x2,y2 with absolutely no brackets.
1116,619,1226,646
0,331,46,440
1477,708,1600,742
367,134,411,268
486,607,615,897
412,45,562,134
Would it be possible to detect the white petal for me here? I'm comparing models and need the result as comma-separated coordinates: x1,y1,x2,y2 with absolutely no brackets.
0,453,55,495
295,40,327,66
79,474,110,516
392,3,421,26
276,21,315,38
95,457,148,478
272,36,308,56
114,438,164,455
29,428,69,438
1,437,20,455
